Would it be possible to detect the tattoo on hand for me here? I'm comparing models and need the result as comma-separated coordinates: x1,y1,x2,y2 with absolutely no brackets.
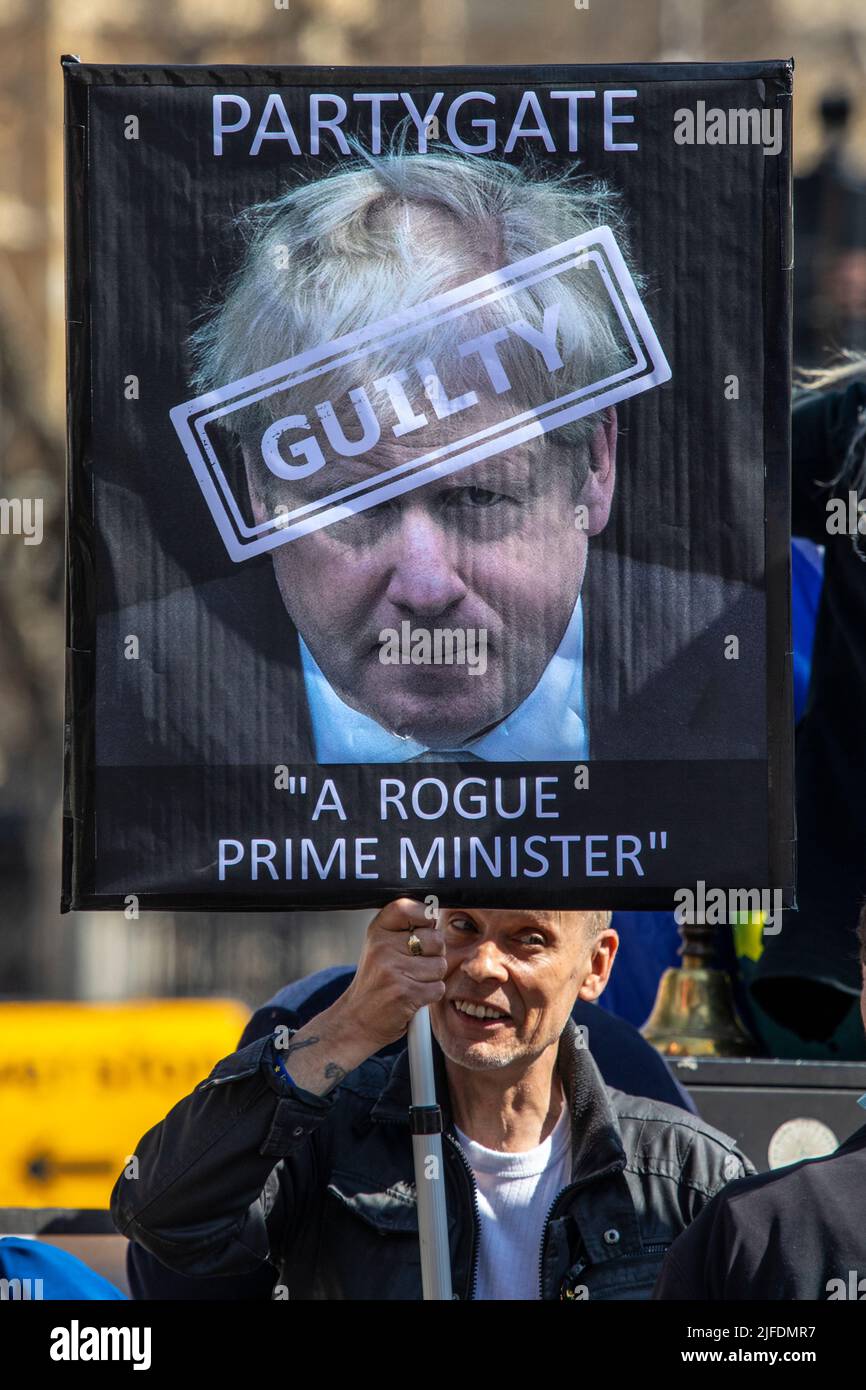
276,1033,346,1091
281,1034,320,1056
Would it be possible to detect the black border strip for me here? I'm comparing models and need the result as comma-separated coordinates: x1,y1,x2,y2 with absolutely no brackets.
762,64,796,909
59,59,794,88
61,56,96,911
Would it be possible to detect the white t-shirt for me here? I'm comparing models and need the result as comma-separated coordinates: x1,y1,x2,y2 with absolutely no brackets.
453,1103,572,1300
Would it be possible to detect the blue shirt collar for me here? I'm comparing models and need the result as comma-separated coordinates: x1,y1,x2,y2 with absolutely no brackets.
299,594,589,763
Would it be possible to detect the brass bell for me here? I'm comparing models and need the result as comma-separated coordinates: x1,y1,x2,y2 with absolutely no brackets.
642,916,754,1057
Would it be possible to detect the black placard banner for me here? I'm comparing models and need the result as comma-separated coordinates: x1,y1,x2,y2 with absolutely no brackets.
61,59,795,912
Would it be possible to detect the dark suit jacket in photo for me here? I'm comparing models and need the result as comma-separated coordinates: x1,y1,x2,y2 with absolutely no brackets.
96,547,766,767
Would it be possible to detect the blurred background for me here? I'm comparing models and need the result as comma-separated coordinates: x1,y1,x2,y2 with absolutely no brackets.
1,0,865,1214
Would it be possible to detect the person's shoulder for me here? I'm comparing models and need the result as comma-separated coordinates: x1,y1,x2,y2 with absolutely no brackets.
654,1160,821,1295
609,1088,753,1191
588,550,759,615
96,567,309,764
701,1120,866,1220
98,568,280,655
631,558,762,634
609,1087,738,1145
655,1123,866,1299
585,553,765,759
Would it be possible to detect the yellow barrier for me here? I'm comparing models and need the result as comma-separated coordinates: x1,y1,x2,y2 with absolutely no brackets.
0,999,249,1209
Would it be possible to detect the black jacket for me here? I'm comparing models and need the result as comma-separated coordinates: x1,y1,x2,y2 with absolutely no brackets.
126,976,696,1300
97,554,765,769
112,1017,753,1301
652,1119,866,1301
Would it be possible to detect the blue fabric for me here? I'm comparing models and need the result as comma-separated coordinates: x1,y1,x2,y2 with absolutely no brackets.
597,912,682,1030
0,1237,126,1300
791,537,824,723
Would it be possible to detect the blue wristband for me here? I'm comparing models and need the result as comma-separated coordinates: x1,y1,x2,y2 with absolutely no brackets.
271,1045,296,1089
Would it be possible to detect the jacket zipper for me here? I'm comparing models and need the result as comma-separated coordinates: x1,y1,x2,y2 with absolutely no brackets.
538,1184,574,1300
373,1113,480,1300
445,1130,481,1301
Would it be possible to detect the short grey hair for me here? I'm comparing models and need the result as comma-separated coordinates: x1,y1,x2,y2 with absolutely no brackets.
588,908,614,938
189,146,639,481
559,909,613,939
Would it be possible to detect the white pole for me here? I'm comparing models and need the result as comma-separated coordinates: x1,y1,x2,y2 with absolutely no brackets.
407,1006,453,1300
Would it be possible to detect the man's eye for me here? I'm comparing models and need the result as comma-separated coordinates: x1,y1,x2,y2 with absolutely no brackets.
447,915,476,932
520,933,546,947
447,486,511,509
330,498,398,543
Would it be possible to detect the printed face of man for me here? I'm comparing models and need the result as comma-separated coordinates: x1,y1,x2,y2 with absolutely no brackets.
243,402,616,748
429,906,617,1073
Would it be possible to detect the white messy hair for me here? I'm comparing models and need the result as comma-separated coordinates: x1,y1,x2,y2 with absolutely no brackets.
795,352,866,553
189,143,640,465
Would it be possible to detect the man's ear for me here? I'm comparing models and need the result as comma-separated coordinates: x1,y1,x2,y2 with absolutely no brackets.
578,406,617,537
576,929,619,1003
241,444,270,527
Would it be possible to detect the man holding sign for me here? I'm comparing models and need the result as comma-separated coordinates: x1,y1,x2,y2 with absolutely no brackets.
112,898,752,1300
